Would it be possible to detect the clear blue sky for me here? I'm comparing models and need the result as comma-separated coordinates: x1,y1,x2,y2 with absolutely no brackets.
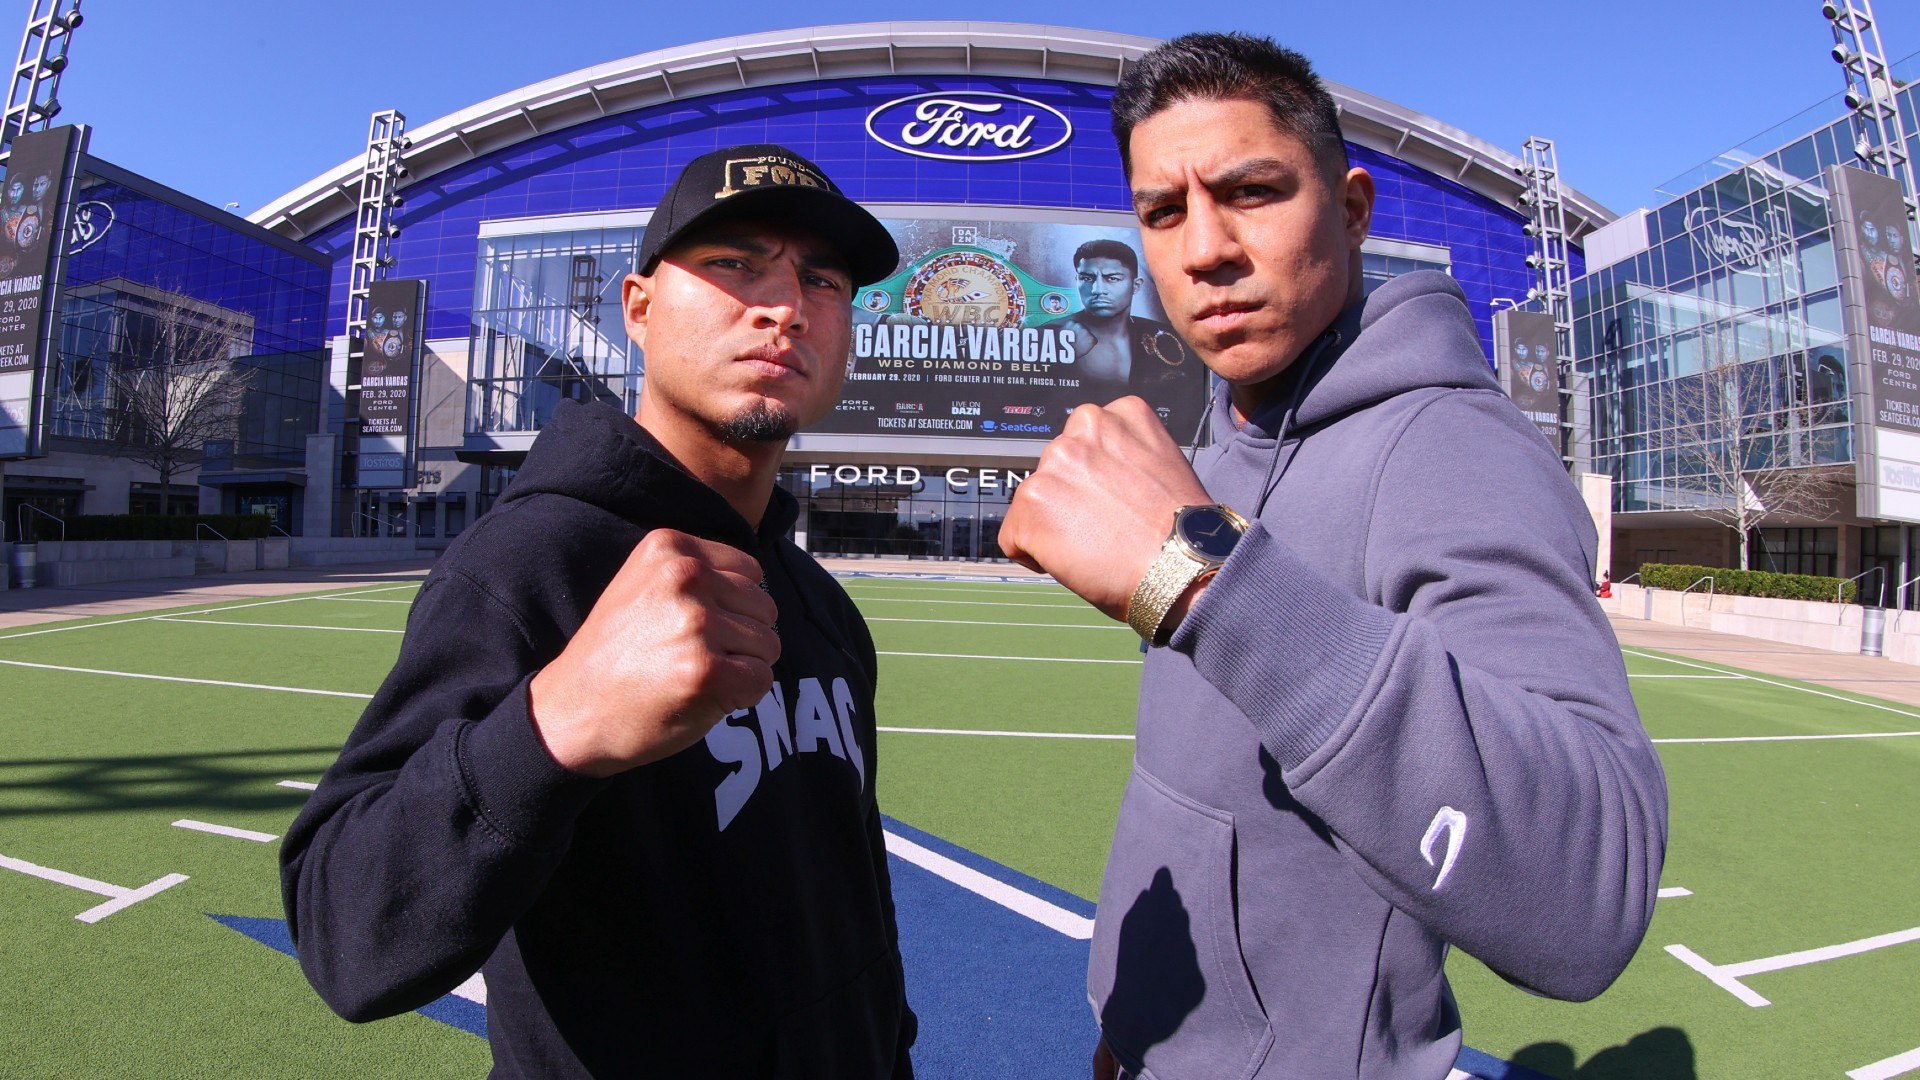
51,0,1912,219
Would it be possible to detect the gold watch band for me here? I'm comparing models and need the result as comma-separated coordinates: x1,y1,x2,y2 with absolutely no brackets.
1126,538,1210,647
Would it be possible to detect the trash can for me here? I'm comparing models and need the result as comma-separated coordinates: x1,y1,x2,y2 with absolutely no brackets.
10,543,36,590
1861,606,1886,658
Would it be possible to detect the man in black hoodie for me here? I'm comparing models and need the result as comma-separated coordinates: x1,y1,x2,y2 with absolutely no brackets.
280,145,915,1078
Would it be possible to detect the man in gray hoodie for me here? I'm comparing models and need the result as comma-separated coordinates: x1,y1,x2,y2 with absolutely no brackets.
999,33,1667,1080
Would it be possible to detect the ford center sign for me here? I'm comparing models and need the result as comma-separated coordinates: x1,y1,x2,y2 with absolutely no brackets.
865,92,1072,162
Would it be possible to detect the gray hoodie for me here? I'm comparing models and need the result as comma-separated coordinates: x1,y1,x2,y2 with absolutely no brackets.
1087,271,1667,1080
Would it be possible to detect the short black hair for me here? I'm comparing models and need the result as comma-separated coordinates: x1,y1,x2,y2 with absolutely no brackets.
1072,238,1139,276
1111,32,1349,181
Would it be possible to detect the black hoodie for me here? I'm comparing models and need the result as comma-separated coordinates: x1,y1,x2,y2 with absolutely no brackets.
280,400,915,1078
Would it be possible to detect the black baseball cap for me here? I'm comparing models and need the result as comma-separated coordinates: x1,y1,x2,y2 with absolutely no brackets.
637,144,899,287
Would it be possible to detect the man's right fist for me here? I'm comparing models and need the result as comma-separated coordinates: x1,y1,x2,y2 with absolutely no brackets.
529,529,780,777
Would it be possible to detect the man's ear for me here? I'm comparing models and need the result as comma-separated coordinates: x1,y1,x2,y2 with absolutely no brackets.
622,272,651,349
1342,166,1376,247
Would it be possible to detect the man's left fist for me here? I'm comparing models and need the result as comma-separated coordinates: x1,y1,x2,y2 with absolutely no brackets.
1000,396,1211,620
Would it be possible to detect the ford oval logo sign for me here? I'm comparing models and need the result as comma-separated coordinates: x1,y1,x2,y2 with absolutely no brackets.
865,92,1072,163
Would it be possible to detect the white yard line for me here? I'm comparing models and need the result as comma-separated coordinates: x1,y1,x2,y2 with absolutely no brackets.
154,616,403,634
1623,648,1920,723
883,830,1093,940
172,820,278,843
0,853,188,924
0,584,418,643
878,726,1134,741
1667,926,1920,1007
1652,731,1920,744
276,780,319,791
1658,887,1692,898
1850,1046,1920,1080
0,659,373,699
863,616,1126,631
316,596,414,604
1627,673,1744,680
878,650,1139,665
450,971,487,1005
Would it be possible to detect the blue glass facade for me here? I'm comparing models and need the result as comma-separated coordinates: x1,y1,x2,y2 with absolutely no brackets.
299,76,1557,361
47,158,330,471
1575,81,1920,526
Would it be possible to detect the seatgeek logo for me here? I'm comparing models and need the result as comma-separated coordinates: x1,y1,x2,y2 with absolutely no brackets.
981,420,1052,434
865,92,1072,162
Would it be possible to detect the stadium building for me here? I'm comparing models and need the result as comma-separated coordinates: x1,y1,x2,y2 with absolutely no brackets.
1570,45,1920,595
0,22,1608,566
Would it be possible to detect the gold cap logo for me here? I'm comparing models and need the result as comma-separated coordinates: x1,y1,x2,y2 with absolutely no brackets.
716,155,828,200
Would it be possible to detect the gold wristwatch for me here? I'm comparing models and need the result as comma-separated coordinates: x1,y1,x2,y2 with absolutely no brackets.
1126,504,1250,647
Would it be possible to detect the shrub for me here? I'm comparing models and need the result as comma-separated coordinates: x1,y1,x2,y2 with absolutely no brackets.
57,514,274,542
1637,562,1855,604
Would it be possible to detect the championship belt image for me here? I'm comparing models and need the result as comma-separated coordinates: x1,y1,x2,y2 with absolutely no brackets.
1142,326,1189,369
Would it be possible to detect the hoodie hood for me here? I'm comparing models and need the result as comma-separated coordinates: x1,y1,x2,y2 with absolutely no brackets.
1215,270,1499,443
498,399,797,550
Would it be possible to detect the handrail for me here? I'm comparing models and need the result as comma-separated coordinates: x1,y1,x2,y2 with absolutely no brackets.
353,510,403,538
195,523,229,543
1618,572,1642,586
1677,574,1716,627
15,504,65,544
269,524,293,538
1837,566,1886,618
1895,573,1920,630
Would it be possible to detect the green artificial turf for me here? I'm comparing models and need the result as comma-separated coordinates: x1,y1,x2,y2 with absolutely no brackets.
2,576,1917,1079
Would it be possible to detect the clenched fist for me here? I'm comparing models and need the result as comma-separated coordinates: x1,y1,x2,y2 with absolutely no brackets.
1000,396,1212,621
529,529,779,777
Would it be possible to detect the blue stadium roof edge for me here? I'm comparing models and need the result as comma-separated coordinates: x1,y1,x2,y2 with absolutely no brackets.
248,21,1616,243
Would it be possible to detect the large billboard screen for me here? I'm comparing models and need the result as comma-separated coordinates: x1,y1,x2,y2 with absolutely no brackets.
1494,308,1561,447
0,125,78,458
355,278,423,488
1831,166,1920,522
818,215,1210,444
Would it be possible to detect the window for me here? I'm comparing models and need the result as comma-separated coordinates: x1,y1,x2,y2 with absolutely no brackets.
1360,251,1449,295
1749,527,1837,578
469,228,642,436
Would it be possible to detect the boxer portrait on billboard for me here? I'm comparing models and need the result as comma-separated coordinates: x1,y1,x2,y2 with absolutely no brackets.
1045,238,1207,441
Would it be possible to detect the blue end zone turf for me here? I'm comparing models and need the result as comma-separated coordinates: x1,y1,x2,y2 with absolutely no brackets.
208,914,488,1037
213,831,1540,1077
882,819,1099,1075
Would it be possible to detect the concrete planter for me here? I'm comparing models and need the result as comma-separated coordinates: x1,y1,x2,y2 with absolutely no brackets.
1605,581,1877,656
288,536,420,567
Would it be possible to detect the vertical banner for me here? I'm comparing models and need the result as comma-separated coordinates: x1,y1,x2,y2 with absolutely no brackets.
1495,308,1561,447
1830,165,1920,523
354,278,423,488
0,125,79,458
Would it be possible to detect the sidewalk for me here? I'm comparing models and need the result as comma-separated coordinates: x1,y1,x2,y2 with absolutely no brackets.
0,559,438,631
815,556,1051,580
1608,611,1920,710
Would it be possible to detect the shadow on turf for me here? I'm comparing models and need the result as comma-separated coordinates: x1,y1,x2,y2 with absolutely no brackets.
1508,1027,1697,1079
0,746,342,818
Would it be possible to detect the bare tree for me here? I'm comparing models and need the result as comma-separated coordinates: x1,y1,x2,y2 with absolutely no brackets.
106,289,256,511
1648,347,1840,571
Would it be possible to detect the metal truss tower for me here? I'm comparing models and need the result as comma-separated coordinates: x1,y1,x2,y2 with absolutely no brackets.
0,0,81,156
1518,136,1578,466
1824,1,1917,217
345,109,409,344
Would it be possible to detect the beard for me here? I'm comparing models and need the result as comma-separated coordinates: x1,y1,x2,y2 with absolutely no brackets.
715,399,799,443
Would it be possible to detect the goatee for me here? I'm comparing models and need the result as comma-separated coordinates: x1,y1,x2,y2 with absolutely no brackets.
716,400,798,443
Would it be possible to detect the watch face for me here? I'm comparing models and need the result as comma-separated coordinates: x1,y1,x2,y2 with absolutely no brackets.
1178,506,1243,560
